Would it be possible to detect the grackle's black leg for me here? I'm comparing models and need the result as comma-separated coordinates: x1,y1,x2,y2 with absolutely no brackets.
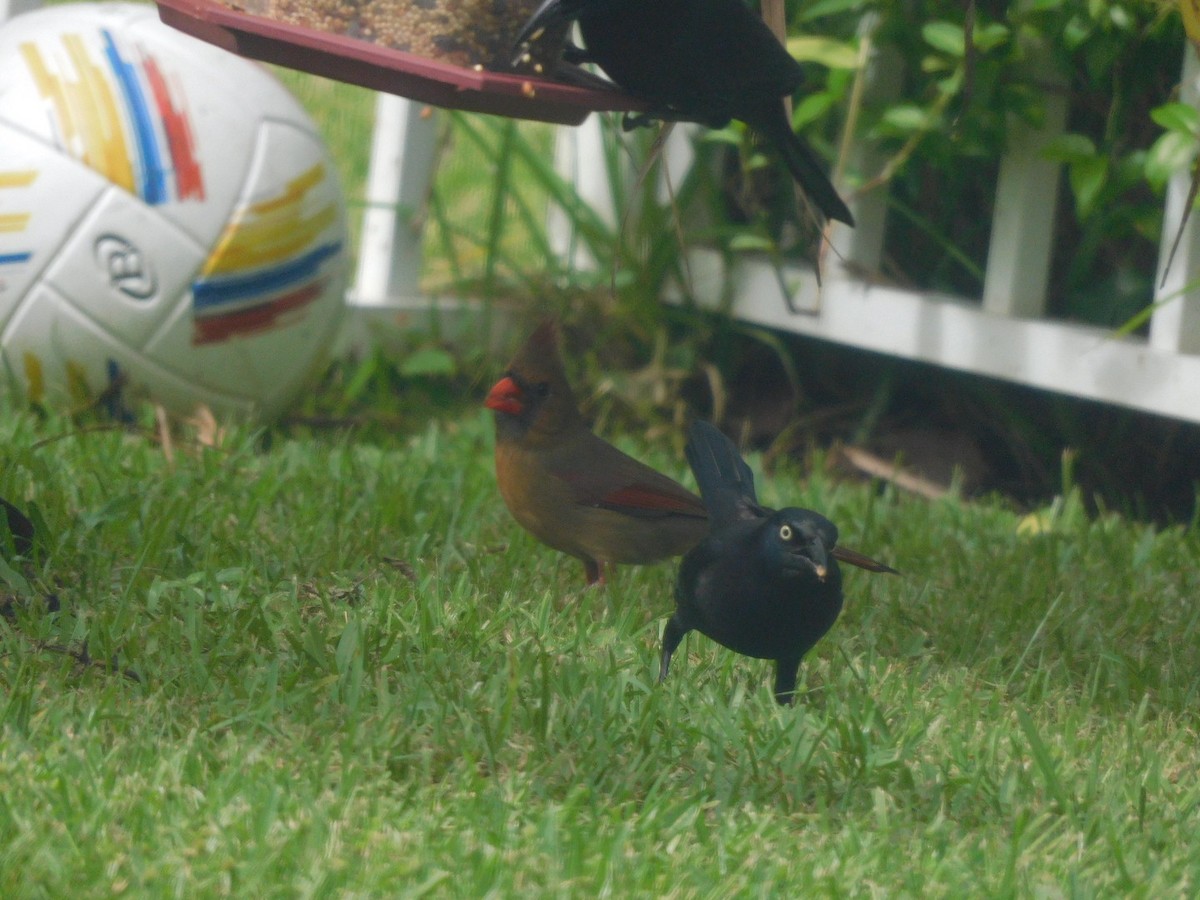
659,615,690,683
773,656,802,706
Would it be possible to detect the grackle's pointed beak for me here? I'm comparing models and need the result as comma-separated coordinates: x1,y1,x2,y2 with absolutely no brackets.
783,538,829,581
810,541,829,581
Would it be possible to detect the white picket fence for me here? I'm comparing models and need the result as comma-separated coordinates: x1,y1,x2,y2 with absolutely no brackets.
350,46,1200,426
4,0,1198,424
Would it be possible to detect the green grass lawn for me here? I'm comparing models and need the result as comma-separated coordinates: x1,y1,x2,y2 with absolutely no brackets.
1,402,1197,896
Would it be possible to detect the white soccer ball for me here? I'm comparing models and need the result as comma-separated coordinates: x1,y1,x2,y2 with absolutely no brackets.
0,2,348,419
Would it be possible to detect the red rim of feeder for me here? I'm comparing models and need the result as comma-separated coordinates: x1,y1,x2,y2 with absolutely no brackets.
153,0,646,125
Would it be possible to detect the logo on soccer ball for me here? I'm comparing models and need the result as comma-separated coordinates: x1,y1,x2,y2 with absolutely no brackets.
94,234,156,300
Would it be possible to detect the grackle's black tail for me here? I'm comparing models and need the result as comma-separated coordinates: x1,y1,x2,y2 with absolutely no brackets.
744,101,854,227
684,420,761,527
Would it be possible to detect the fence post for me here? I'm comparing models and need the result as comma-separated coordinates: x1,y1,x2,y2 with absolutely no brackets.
348,94,439,308
1152,49,1200,356
548,114,622,271
981,31,1066,318
829,13,898,276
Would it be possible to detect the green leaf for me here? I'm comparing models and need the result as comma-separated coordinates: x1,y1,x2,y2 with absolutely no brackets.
881,104,931,132
1145,132,1199,189
728,233,777,252
1107,3,1132,30
792,92,835,129
935,69,964,97
742,148,773,172
921,55,953,74
1069,155,1108,216
1041,133,1097,163
972,23,1010,52
1150,103,1200,137
798,0,866,21
1063,15,1092,49
699,127,745,147
922,21,965,57
400,347,458,378
343,352,380,401
787,36,860,70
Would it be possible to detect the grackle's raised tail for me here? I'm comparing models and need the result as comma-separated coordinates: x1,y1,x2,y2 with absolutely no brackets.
744,101,854,227
684,420,762,527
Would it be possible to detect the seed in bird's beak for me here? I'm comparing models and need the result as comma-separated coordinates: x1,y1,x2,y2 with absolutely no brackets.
530,27,546,42
814,564,828,581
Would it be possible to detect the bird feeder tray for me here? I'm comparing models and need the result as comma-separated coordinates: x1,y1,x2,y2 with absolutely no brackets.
154,0,644,125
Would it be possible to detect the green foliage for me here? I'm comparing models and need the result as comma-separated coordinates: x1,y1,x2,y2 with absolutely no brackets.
0,400,1198,894
1147,99,1200,206
424,111,722,340
269,0,1197,372
290,344,484,430
398,0,1191,339
894,0,1176,325
271,0,1195,343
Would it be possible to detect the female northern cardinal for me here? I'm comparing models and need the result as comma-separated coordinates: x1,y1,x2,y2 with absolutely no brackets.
485,322,708,585
661,420,896,704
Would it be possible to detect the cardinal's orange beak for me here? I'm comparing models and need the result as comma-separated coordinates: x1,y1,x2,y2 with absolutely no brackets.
485,376,524,415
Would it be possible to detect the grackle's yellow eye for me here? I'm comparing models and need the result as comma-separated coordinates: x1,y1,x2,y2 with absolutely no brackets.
779,524,793,542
